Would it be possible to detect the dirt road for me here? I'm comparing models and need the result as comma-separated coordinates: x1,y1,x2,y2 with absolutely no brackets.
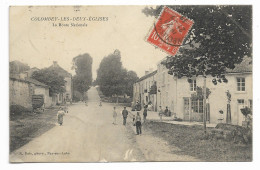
10,87,198,162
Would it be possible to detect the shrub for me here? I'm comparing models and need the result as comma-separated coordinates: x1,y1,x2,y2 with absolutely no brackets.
10,104,31,116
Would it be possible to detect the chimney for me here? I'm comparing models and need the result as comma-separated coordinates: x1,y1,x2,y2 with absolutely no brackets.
53,61,58,67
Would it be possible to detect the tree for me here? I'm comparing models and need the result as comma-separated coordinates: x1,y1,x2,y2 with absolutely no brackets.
96,50,138,97
72,53,93,95
122,70,139,97
142,5,252,82
97,50,124,97
191,86,211,100
31,69,66,96
10,60,30,74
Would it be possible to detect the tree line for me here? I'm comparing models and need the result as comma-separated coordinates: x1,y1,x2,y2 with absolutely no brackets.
26,50,138,101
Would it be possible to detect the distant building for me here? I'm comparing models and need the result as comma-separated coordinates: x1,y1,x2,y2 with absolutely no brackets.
133,70,157,111
48,61,72,104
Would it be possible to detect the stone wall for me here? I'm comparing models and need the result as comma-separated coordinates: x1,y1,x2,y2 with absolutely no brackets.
9,78,32,109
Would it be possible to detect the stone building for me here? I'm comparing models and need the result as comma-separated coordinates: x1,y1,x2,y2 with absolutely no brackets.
10,76,33,109
9,76,52,109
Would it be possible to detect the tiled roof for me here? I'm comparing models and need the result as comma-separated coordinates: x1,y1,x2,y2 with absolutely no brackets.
25,78,49,88
10,75,48,88
226,56,252,73
136,70,157,83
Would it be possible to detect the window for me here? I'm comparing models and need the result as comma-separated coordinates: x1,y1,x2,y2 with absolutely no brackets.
237,77,245,91
237,99,245,104
191,99,203,113
190,79,197,91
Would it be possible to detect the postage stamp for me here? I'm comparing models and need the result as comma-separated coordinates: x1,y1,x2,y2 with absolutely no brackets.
146,6,194,56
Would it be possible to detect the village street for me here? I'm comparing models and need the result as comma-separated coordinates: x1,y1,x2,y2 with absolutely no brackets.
10,87,199,162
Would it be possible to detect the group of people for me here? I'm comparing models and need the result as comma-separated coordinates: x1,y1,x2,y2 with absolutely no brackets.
113,106,148,135
56,101,169,136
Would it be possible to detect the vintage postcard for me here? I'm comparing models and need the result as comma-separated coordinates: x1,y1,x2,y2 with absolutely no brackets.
9,5,252,162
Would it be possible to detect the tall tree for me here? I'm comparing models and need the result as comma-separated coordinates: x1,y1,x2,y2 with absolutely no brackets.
142,5,252,83
10,60,30,74
31,69,66,96
96,50,138,97
72,53,93,95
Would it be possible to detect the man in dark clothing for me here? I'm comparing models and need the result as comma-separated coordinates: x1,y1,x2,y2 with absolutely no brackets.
164,106,169,116
122,107,128,125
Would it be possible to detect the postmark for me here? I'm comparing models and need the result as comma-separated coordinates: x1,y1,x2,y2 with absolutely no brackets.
146,6,194,56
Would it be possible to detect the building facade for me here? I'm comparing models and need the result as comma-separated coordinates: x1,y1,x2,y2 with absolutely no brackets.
133,70,157,111
156,57,252,125
10,77,33,109
133,57,252,126
10,76,52,109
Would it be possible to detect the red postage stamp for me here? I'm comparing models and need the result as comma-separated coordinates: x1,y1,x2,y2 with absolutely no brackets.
146,6,194,56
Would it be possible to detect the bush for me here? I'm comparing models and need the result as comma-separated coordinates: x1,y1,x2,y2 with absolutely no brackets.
10,105,31,116
173,117,183,121
210,123,252,144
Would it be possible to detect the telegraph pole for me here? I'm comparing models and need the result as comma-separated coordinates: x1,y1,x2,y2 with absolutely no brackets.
203,72,207,134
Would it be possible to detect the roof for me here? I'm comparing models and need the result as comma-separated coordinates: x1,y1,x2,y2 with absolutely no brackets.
48,64,71,77
25,78,49,88
10,75,48,88
226,56,252,73
136,70,157,83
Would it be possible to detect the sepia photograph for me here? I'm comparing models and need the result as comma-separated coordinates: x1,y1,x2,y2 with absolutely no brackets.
9,5,252,162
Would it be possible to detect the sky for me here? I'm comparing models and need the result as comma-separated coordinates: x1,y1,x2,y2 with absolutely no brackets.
10,6,167,79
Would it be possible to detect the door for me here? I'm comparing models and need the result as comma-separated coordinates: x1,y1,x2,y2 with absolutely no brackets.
191,98,203,122
237,99,245,126
183,98,190,121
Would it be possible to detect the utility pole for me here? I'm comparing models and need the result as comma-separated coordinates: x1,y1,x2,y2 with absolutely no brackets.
203,72,207,134
188,62,207,134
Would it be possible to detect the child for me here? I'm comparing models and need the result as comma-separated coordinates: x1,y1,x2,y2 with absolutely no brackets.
57,107,65,126
113,107,117,125
159,106,164,121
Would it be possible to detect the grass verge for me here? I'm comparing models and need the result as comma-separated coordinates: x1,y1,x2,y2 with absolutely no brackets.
144,121,252,161
10,108,58,152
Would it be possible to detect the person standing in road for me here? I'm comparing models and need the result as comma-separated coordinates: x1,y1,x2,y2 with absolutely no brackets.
159,106,164,121
143,106,148,122
122,107,128,125
164,106,169,116
113,106,117,125
135,112,142,135
57,107,65,126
